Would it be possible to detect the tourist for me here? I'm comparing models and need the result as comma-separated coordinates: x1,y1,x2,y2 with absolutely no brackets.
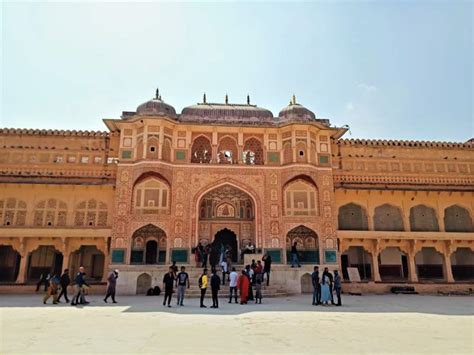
104,269,119,304
237,270,250,305
199,268,208,308
290,242,301,268
219,244,225,265
195,242,203,267
209,244,218,270
240,242,255,261
43,273,60,304
201,245,209,268
210,268,221,309
323,267,335,305
228,267,238,304
320,273,331,305
262,253,272,286
225,246,233,271
162,267,175,307
254,278,262,304
311,266,321,305
71,266,89,306
36,272,50,292
334,270,342,306
251,259,257,284
221,259,228,286
176,266,190,306
245,265,254,301
56,269,70,303
170,261,178,276
255,260,263,282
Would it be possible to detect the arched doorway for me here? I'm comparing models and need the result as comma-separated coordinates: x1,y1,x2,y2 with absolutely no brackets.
145,240,158,264
130,224,167,264
136,273,152,295
197,184,255,258
27,246,63,282
286,225,319,264
214,228,238,262
70,246,105,281
0,246,21,282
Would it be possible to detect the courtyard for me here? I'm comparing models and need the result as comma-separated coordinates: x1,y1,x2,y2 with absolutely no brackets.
0,294,472,354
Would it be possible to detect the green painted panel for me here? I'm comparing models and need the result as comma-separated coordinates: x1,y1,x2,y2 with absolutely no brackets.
111,249,125,264
122,150,132,159
286,249,320,264
171,249,188,263
158,250,166,264
131,250,143,263
324,250,338,264
264,249,282,263
175,151,186,161
267,152,280,163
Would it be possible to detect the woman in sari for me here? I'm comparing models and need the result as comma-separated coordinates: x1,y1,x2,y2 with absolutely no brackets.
320,274,331,305
237,270,249,304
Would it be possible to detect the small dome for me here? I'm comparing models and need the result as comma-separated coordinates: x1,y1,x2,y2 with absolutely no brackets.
278,95,316,123
136,90,176,117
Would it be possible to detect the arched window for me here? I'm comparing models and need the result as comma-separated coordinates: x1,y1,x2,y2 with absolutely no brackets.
0,198,27,226
130,224,167,264
444,205,474,232
338,203,369,230
286,225,319,263
242,138,264,165
191,136,212,163
296,141,307,163
410,205,439,231
373,204,404,231
162,138,172,162
33,199,67,227
146,136,159,159
74,199,108,227
283,142,293,165
284,179,317,216
217,137,238,164
134,178,170,215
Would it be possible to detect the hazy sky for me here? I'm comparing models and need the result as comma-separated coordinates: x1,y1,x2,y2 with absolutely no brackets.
1,1,472,141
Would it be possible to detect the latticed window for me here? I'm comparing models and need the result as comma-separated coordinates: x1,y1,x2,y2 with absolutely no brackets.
134,179,170,215
33,199,67,227
191,136,212,163
74,199,108,227
243,138,264,165
284,180,317,216
0,198,27,226
162,138,172,162
217,137,238,164
283,142,293,165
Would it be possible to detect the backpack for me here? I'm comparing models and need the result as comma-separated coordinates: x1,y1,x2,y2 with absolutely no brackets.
198,275,203,288
146,288,154,296
153,286,161,296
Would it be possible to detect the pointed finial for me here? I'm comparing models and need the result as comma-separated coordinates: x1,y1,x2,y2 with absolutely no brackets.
292,94,296,105
158,95,162,100
203,93,207,104
225,93,229,104
247,94,250,105
155,88,160,100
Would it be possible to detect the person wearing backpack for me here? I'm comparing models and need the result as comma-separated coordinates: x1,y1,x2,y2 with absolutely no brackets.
43,274,60,304
198,268,208,308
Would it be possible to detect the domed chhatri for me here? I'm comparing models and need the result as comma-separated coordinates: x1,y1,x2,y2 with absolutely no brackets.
180,94,274,125
135,88,177,118
278,95,316,123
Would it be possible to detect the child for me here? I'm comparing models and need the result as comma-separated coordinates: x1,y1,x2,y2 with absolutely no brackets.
255,278,262,304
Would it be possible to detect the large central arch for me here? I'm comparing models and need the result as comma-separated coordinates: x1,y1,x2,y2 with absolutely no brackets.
195,182,258,253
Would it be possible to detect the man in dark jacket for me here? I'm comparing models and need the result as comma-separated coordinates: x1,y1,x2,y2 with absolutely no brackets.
57,269,70,303
262,253,272,286
210,269,221,309
323,267,335,305
162,267,175,307
104,269,119,303
334,270,342,306
71,266,90,306
311,266,321,305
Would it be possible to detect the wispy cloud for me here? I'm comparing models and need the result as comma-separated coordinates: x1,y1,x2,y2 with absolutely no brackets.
357,83,377,93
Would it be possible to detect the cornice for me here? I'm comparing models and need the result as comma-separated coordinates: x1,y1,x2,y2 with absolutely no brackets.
338,138,473,149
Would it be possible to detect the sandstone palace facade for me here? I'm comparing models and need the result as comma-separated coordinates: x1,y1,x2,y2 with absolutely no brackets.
1,91,473,294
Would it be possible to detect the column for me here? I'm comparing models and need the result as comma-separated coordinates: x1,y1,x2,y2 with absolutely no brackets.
371,250,381,282
16,253,28,284
443,253,454,283
62,250,70,272
407,251,418,282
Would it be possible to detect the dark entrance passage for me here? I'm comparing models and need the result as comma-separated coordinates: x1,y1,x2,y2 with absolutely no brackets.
214,228,238,263
145,240,158,264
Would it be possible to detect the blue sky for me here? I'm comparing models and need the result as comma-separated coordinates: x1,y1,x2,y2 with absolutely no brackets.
1,1,472,141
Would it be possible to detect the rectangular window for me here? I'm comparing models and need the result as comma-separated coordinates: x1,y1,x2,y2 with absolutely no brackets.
319,154,329,165
67,155,76,163
53,155,63,163
80,156,89,164
93,156,102,164
111,249,125,264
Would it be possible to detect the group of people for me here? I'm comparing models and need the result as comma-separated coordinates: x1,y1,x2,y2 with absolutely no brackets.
311,266,342,306
40,266,119,306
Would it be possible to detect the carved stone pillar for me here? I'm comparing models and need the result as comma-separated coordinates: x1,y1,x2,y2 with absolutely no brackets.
371,250,381,282
443,247,454,283
408,240,419,282
16,253,28,284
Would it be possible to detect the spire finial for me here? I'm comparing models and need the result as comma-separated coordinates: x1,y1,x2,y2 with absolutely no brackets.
225,93,229,104
292,94,296,105
203,93,207,104
247,94,250,105
155,88,160,100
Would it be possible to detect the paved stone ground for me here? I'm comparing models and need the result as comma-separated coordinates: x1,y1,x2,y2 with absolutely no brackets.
1,294,473,354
